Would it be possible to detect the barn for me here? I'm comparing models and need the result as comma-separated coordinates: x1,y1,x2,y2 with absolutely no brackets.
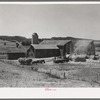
27,44,60,58
27,40,74,58
74,40,95,55
0,39,27,60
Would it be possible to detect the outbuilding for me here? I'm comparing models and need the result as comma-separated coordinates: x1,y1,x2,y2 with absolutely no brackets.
94,41,100,55
27,44,60,58
7,47,27,60
0,39,27,60
74,40,95,55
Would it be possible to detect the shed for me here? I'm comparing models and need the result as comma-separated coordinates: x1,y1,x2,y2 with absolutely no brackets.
0,39,27,60
74,40,95,55
94,41,100,55
7,46,27,60
0,46,27,60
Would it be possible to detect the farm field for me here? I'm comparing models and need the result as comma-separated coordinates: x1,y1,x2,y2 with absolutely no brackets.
0,58,100,87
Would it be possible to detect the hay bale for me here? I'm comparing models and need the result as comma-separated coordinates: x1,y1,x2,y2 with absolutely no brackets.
50,69,57,76
51,70,65,79
53,59,66,63
38,68,47,73
59,71,65,79
32,59,45,64
56,71,61,78
72,55,86,62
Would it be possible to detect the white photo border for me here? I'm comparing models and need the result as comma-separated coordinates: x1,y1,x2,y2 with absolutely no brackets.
0,1,100,98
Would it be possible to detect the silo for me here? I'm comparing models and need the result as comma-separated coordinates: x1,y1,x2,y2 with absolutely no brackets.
31,32,39,44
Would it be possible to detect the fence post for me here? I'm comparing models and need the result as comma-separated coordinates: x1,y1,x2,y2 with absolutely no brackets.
97,73,98,82
78,74,79,80
64,72,66,79
50,69,51,74
98,73,100,81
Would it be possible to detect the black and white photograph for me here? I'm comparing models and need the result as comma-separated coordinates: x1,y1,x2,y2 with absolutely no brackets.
0,2,100,89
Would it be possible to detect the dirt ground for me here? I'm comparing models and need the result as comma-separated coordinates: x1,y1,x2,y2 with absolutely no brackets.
0,59,95,87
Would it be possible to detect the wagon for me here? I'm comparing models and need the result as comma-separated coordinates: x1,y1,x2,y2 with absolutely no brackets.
53,59,67,63
32,59,45,64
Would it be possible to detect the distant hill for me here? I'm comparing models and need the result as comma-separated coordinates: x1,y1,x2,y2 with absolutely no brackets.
0,36,45,46
0,35,100,46
51,36,75,40
0,36,29,42
51,37,100,48
51,36,100,42
51,36,92,40
0,36,32,46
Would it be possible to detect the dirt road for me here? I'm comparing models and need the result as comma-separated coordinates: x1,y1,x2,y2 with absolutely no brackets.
0,61,94,87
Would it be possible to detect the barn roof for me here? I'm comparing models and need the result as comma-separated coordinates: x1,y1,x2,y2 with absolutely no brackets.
0,47,7,53
0,46,27,53
0,39,16,47
30,40,71,50
31,44,59,49
40,40,71,46
7,47,27,53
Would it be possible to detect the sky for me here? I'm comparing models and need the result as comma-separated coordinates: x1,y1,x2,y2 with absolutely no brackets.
0,4,100,40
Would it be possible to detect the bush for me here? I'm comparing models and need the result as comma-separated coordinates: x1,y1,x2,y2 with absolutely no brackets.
21,40,31,46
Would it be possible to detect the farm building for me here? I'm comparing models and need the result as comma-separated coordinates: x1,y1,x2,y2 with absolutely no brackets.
0,39,28,60
27,44,60,58
27,40,74,58
94,41,100,55
74,40,95,55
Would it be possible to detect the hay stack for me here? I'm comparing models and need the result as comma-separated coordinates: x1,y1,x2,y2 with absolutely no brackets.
71,55,86,62
50,69,57,76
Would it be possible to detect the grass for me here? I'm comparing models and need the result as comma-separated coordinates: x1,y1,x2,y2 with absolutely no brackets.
31,59,100,86
0,58,100,87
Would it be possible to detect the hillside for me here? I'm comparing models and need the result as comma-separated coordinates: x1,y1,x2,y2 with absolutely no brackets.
51,36,100,44
0,36,32,46
51,36,93,40
1,35,100,42
0,36,30,42
0,35,100,46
